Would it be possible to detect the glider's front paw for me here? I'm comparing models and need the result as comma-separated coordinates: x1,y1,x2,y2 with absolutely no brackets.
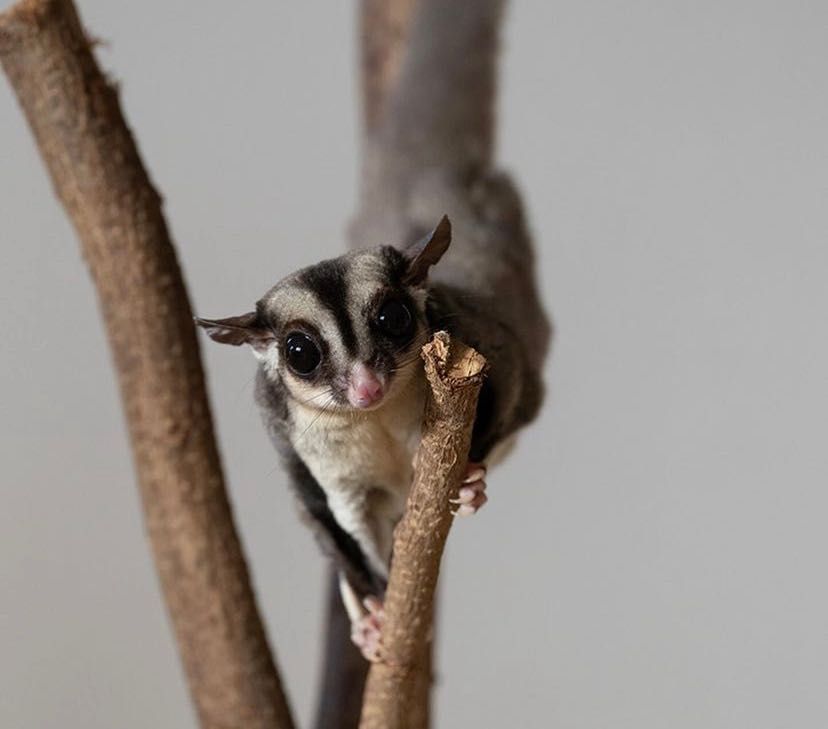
350,596,385,662
450,462,488,517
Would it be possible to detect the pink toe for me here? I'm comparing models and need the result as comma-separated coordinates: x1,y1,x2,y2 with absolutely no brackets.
452,491,488,517
458,486,476,503
363,596,384,617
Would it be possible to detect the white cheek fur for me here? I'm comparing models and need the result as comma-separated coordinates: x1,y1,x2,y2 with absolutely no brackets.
251,343,280,378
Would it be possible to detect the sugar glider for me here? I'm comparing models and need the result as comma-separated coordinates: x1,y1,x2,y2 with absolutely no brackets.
197,215,548,659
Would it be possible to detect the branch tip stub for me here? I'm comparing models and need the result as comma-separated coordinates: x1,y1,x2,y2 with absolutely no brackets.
421,330,488,385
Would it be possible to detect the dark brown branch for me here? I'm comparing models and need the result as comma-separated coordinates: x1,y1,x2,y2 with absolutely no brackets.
359,333,487,729
0,2,294,728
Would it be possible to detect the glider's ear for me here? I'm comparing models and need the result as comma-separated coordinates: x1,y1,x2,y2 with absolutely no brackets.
402,215,451,285
195,312,275,352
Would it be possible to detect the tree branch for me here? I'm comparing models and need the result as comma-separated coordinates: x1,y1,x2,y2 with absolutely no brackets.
354,0,505,245
359,332,487,729
377,0,504,174
359,0,418,132
0,2,294,728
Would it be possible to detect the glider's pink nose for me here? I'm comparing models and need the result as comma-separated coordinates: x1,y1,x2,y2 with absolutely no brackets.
347,364,385,409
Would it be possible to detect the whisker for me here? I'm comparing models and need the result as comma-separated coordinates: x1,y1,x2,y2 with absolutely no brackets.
295,388,335,407
296,394,337,442
386,332,438,374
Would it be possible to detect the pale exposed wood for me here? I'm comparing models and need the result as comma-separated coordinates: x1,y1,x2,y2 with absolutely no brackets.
359,332,488,729
0,2,294,728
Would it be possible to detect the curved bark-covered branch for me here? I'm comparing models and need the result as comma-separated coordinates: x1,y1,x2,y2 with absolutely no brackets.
0,2,294,728
359,332,487,729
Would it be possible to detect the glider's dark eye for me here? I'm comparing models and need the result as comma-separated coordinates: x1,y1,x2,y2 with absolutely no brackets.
285,332,321,375
377,299,414,338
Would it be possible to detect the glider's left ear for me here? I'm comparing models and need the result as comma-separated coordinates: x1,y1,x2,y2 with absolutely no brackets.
403,215,451,285
195,312,275,353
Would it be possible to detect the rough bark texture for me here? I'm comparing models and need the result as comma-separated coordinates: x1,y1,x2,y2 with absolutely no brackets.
359,332,488,729
0,2,295,728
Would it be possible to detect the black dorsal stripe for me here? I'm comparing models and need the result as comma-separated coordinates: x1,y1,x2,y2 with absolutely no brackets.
301,258,358,356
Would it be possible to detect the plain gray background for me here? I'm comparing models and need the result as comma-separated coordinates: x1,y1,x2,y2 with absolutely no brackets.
2,1,827,727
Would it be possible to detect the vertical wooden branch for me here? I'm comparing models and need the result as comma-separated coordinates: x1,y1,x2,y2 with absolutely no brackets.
353,0,506,252
359,333,487,729
360,0,418,132
0,2,294,728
